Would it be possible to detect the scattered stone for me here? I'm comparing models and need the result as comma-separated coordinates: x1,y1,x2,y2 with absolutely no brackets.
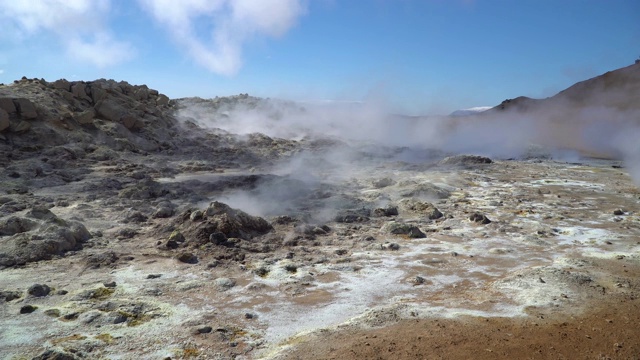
177,252,198,264
32,349,78,360
146,274,162,279
414,276,426,285
383,222,426,238
103,281,117,288
195,325,213,334
214,277,236,291
44,308,61,317
189,210,203,221
27,284,51,297
400,183,450,199
400,199,443,219
385,243,401,251
335,208,370,223
613,209,624,216
20,305,37,314
0,290,22,302
209,231,228,245
372,177,395,188
153,206,174,218
373,205,399,217
438,154,492,167
469,213,492,224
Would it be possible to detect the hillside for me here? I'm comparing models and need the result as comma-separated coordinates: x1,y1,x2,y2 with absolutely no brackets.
491,62,640,113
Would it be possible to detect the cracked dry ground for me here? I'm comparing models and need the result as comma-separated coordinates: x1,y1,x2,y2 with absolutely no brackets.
1,156,640,359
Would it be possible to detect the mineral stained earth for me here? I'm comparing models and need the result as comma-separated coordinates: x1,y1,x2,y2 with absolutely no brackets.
1,66,640,360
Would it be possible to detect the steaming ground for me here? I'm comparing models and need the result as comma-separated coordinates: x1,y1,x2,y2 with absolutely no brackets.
2,68,640,358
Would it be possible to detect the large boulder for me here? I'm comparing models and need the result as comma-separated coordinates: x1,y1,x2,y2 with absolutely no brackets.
71,82,91,102
203,201,272,239
0,208,91,268
0,108,9,132
120,114,144,130
168,202,273,249
133,86,150,101
0,97,17,114
90,86,107,104
94,99,125,123
12,98,37,119
53,79,71,91
156,94,170,106
74,109,95,125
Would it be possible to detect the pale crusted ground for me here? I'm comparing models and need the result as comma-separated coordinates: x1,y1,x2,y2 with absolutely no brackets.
1,153,639,360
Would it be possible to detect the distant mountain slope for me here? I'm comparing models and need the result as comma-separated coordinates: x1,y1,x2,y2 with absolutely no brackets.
491,62,640,113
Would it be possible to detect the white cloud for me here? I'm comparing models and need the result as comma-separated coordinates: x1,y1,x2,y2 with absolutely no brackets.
0,69,4,74
66,33,136,68
0,0,135,68
138,0,307,76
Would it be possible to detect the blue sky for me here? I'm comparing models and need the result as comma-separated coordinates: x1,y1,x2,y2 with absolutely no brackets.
0,0,638,114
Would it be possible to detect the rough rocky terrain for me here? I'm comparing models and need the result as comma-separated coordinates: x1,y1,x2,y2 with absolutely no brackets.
1,67,640,359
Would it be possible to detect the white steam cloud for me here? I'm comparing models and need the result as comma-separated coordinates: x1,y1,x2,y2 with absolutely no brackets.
138,0,307,76
0,0,135,68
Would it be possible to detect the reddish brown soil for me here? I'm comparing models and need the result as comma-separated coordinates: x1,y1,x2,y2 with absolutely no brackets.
277,260,640,360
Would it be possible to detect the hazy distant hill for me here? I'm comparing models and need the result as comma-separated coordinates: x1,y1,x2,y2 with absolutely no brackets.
490,62,640,113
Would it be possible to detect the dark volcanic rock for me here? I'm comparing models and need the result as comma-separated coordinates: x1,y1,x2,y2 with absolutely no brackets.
335,208,371,223
0,213,91,268
0,290,22,302
469,213,492,224
27,284,51,297
373,205,399,217
400,199,443,219
438,154,492,167
383,222,426,238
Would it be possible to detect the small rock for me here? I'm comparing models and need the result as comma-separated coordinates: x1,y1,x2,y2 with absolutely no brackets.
373,205,399,217
44,308,61,317
103,281,117,288
28,284,51,297
214,277,236,290
146,274,162,279
385,243,400,251
383,222,426,238
372,177,395,188
0,290,22,302
153,206,174,218
613,209,624,216
189,210,203,221
195,326,213,334
414,276,426,285
209,231,227,245
177,252,198,264
469,213,491,224
20,305,37,314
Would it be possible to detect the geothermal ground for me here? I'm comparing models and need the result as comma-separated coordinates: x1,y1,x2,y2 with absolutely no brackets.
1,76,640,359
